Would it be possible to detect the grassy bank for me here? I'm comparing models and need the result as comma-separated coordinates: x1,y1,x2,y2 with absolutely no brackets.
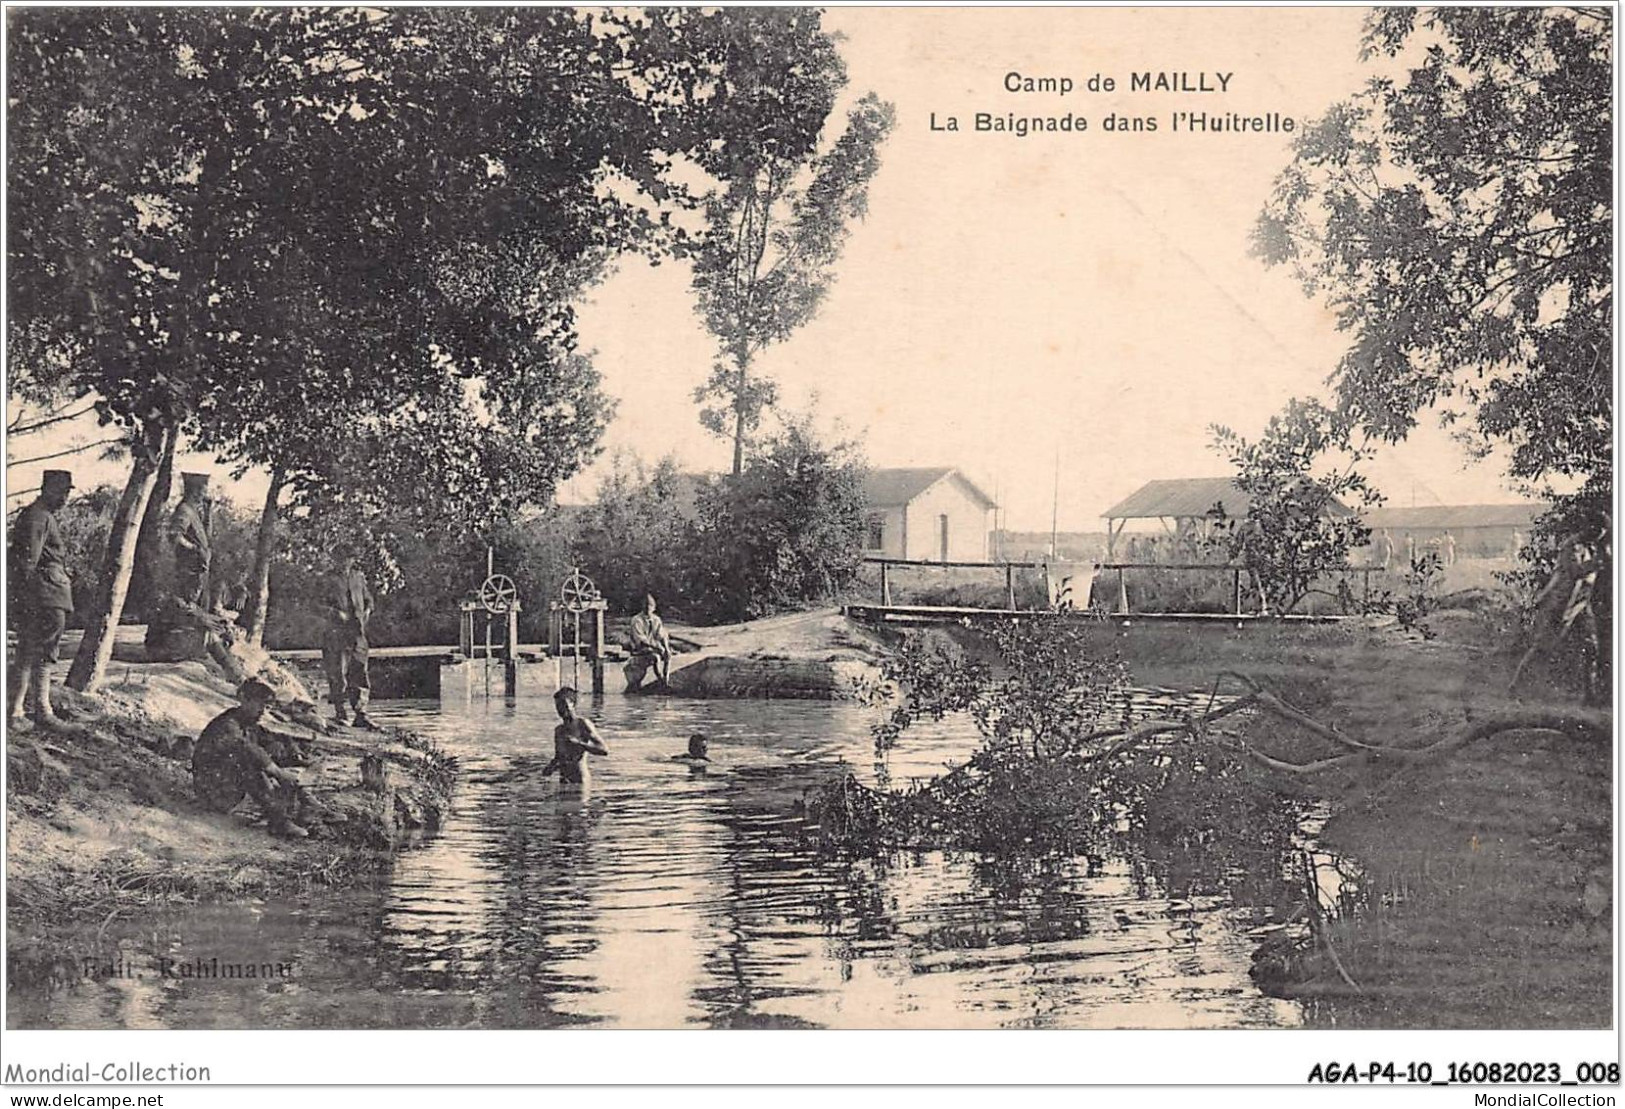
1036,613,1611,1027
6,661,455,990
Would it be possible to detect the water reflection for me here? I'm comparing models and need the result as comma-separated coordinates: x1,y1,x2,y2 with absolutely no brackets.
10,688,1299,1029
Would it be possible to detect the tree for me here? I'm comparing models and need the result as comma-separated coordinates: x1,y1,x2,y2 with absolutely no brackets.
685,11,896,473
10,9,884,683
7,8,710,677
1210,399,1379,615
573,454,701,617
165,8,636,645
692,420,868,622
8,9,417,690
169,8,811,646
5,324,114,488
1254,8,1611,556
264,499,575,651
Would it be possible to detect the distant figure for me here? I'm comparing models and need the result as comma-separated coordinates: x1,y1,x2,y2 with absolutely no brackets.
214,575,250,620
544,687,608,785
168,472,213,607
322,548,376,729
8,469,75,726
192,680,325,839
623,592,672,692
1510,528,1525,560
671,733,710,766
1440,531,1458,567
1374,529,1396,572
1405,535,1417,566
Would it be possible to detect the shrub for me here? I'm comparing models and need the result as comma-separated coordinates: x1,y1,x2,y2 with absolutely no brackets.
571,454,700,619
689,422,867,623
1211,398,1379,615
815,614,1305,897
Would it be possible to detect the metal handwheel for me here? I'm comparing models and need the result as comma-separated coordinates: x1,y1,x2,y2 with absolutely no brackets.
559,568,599,613
478,573,518,613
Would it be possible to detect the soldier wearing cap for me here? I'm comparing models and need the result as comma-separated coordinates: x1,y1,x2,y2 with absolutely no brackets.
169,472,212,607
8,469,76,725
192,678,326,839
322,546,377,729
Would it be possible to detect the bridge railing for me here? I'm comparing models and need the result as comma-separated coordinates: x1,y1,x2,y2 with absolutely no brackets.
1095,562,1382,616
857,558,1387,617
861,557,1050,611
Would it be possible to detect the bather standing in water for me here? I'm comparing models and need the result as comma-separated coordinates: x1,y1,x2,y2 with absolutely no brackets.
542,686,608,784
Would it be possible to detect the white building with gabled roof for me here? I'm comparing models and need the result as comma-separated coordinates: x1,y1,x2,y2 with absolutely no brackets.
862,467,997,562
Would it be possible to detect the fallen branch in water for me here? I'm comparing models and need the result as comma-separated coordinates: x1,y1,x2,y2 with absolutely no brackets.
815,664,1612,860
1063,670,1612,779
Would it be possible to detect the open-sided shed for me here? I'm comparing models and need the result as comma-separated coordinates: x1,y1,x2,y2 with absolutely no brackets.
1101,478,1252,556
1101,477,1354,557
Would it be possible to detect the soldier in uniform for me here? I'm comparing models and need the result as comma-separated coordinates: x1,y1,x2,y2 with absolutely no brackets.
1374,529,1397,573
169,472,212,607
8,469,76,725
192,679,325,838
623,592,673,692
322,549,376,729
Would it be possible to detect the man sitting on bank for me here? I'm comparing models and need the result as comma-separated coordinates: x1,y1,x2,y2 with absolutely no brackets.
623,592,672,692
192,680,327,839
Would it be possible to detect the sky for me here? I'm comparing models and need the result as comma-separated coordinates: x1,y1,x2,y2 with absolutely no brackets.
8,7,1535,530
563,6,1530,528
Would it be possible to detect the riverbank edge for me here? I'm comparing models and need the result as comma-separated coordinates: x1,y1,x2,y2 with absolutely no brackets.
659,608,892,699
5,659,455,984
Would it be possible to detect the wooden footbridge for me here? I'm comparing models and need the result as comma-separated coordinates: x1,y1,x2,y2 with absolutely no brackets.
843,557,1378,626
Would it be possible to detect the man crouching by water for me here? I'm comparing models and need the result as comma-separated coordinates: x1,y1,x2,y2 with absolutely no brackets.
542,687,608,784
193,679,328,838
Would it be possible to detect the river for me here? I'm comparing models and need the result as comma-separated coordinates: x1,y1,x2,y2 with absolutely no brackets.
10,688,1302,1029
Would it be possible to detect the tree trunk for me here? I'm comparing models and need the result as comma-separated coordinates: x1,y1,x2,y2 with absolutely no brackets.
244,466,285,648
731,354,748,477
127,427,177,619
67,422,175,693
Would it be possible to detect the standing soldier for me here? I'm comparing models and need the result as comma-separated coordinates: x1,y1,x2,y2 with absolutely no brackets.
1375,529,1396,573
322,548,376,729
8,470,75,725
169,472,212,607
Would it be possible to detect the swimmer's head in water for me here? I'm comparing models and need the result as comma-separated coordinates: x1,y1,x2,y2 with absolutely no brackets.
688,733,708,759
553,687,578,718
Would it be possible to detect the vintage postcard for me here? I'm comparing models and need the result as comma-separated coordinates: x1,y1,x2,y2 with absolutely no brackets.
3,2,1616,1091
